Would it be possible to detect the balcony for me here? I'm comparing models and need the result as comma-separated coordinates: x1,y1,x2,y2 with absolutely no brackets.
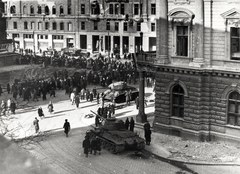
136,51,156,65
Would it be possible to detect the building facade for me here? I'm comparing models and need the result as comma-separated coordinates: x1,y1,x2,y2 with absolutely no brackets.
2,0,157,55
136,0,240,144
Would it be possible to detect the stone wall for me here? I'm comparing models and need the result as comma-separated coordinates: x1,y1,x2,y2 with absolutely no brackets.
153,68,240,143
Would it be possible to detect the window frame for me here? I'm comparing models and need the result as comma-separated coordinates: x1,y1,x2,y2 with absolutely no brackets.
13,22,17,29
52,22,57,30
81,22,85,30
94,21,98,30
175,25,189,57
30,5,34,15
52,6,56,14
81,4,85,14
60,22,64,30
151,4,156,15
134,4,139,15
120,4,125,15
123,22,128,31
45,22,49,30
24,21,28,30
171,85,185,118
136,22,141,31
37,5,42,14
151,23,155,32
60,5,64,15
227,91,240,126
115,22,119,31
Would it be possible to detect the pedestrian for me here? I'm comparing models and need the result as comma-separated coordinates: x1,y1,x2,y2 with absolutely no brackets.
38,107,44,118
1,100,6,116
144,121,151,145
0,84,2,96
75,95,80,108
63,119,71,137
10,100,16,114
129,117,135,132
135,96,139,109
7,83,10,94
50,87,56,97
90,137,97,155
124,117,130,130
96,137,101,155
96,92,100,104
70,92,75,105
82,135,91,157
89,92,93,102
33,117,39,133
7,98,11,114
48,101,54,114
95,114,100,127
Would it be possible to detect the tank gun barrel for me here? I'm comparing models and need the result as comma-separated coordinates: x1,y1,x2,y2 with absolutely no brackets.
90,110,106,121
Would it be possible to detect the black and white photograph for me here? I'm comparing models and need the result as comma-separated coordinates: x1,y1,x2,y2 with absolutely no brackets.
0,0,240,174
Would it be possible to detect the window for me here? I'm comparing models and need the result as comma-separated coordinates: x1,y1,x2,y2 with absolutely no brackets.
176,26,188,57
53,35,63,40
38,22,42,30
60,22,64,30
52,22,57,30
123,22,128,31
45,6,49,15
106,21,110,30
231,27,240,60
134,4,139,15
151,4,156,15
45,22,49,30
38,5,41,14
115,22,119,31
31,22,35,30
60,6,64,15
115,4,119,15
94,21,98,30
13,22,17,29
13,34,19,38
23,5,27,14
68,6,71,15
151,23,155,32
81,22,85,30
109,4,113,14
228,92,240,126
120,4,125,15
68,22,72,31
137,22,141,31
30,5,34,14
52,6,56,14
172,85,184,118
23,34,33,39
81,4,85,14
24,22,28,29
10,6,16,14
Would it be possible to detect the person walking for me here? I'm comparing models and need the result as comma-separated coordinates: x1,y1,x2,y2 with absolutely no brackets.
63,119,71,137
135,96,139,109
10,100,16,114
33,117,39,133
82,135,91,157
129,117,135,132
90,137,97,155
38,107,44,118
70,92,75,105
75,95,80,108
144,121,151,145
48,101,54,114
89,92,93,102
124,117,130,130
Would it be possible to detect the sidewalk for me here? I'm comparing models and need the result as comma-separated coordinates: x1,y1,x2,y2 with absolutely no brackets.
2,86,240,166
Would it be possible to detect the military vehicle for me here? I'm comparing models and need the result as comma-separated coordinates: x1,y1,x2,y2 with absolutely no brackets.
87,111,145,154
103,81,139,103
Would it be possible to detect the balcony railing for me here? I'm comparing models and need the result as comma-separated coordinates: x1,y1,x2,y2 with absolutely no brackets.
136,51,156,65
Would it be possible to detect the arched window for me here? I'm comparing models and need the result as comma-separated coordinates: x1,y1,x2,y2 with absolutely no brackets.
30,5,34,14
60,6,64,15
60,22,64,30
68,6,71,15
172,85,184,118
228,91,240,126
10,5,16,14
45,6,49,15
37,5,42,14
52,6,56,14
23,5,27,14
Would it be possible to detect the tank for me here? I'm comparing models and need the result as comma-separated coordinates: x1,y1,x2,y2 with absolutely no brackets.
88,112,145,154
103,81,139,104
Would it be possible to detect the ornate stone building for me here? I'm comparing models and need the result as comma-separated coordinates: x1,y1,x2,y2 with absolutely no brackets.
136,0,240,144
2,0,157,55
